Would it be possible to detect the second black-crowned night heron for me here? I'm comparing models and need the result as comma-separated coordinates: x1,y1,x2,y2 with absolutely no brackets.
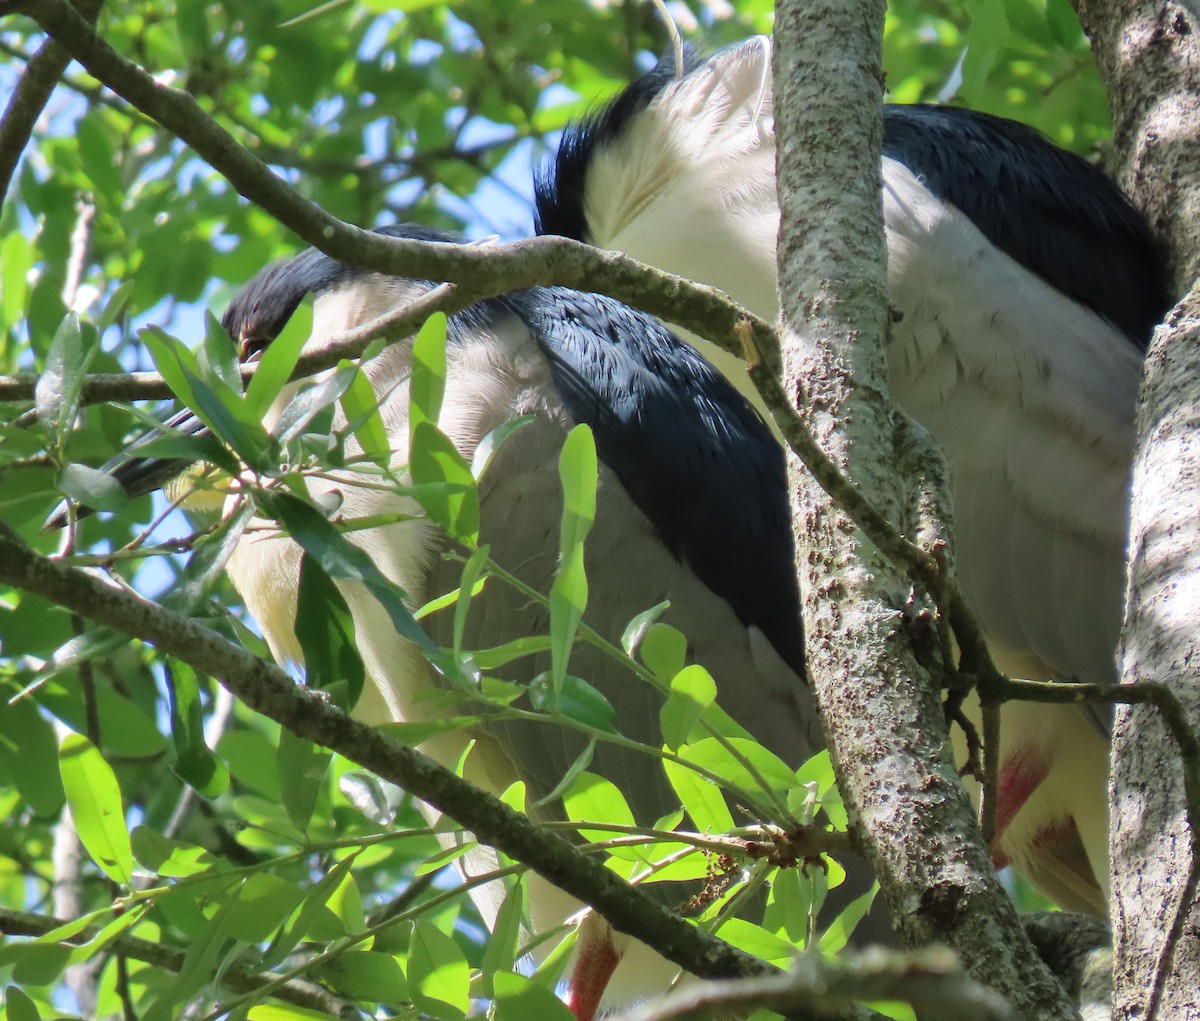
109,224,879,1019
534,35,1171,914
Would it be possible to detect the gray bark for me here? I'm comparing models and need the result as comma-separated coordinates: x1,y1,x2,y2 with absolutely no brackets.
1072,3,1200,1018
771,1,1078,1017
1115,283,1200,1019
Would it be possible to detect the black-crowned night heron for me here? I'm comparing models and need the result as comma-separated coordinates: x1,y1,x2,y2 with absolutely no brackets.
107,224,878,1019
534,35,1171,914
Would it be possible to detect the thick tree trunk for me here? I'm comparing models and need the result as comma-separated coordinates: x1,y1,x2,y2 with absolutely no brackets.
1072,3,1200,1017
772,2,1078,1016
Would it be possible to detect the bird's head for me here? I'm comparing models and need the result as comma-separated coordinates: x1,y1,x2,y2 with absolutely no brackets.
535,35,780,321
52,224,461,525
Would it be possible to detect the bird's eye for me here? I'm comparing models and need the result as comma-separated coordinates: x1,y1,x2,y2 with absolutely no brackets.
240,333,272,362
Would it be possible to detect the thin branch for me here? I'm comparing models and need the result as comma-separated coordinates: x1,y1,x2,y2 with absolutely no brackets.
15,0,784,382
0,282,462,407
0,521,834,1010
610,947,1018,1021
0,1,974,676
0,905,349,1015
0,0,103,208
0,37,160,128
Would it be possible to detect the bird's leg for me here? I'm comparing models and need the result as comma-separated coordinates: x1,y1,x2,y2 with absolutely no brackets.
565,912,622,1021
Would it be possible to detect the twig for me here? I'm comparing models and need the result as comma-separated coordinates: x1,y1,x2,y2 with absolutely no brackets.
0,521,791,1001
609,946,1018,1021
0,905,347,1015
0,282,462,410
0,0,103,209
16,0,784,382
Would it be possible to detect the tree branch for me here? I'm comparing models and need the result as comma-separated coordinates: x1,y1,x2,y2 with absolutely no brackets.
1073,0,1200,291
0,906,349,1015
11,0,785,383
611,947,1018,1021
0,0,103,209
1070,3,1200,1016
0,520,863,1015
772,1,1079,1017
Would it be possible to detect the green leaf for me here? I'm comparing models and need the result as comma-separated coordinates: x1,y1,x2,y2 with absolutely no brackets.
557,424,597,557
471,414,534,478
819,883,878,954
259,855,359,971
0,696,63,816
227,874,306,944
492,971,575,1021
468,635,553,669
120,424,237,480
640,623,687,681
38,681,167,758
409,312,448,433
5,985,42,1021
131,827,218,878
864,1001,919,1021
36,312,89,449
339,363,391,467
621,601,670,657
11,945,70,987
377,717,481,747
262,491,444,667
531,737,595,810
182,364,272,471
318,950,408,1002
64,905,148,967
166,658,230,797
548,545,587,697
139,325,203,410
144,893,237,1021
141,326,270,470
415,841,479,877
717,918,797,964
1046,0,1084,48
339,770,407,826
56,462,130,512
681,737,798,800
277,727,331,834
58,732,133,883
294,554,365,709
275,364,356,445
219,728,281,801
199,310,242,393
409,421,479,544
244,314,307,420
765,867,813,945
451,544,490,655
97,278,135,332
164,497,254,614
563,772,635,846
22,629,126,695
960,0,1010,102
1,232,33,334
248,1006,340,1021
660,664,717,751
76,113,120,199
409,921,470,1019
662,755,735,834
529,673,614,732
479,882,525,992
415,570,487,620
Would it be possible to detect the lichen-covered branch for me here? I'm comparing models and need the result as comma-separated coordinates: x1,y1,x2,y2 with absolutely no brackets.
772,1,1079,1016
1070,3,1200,1016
